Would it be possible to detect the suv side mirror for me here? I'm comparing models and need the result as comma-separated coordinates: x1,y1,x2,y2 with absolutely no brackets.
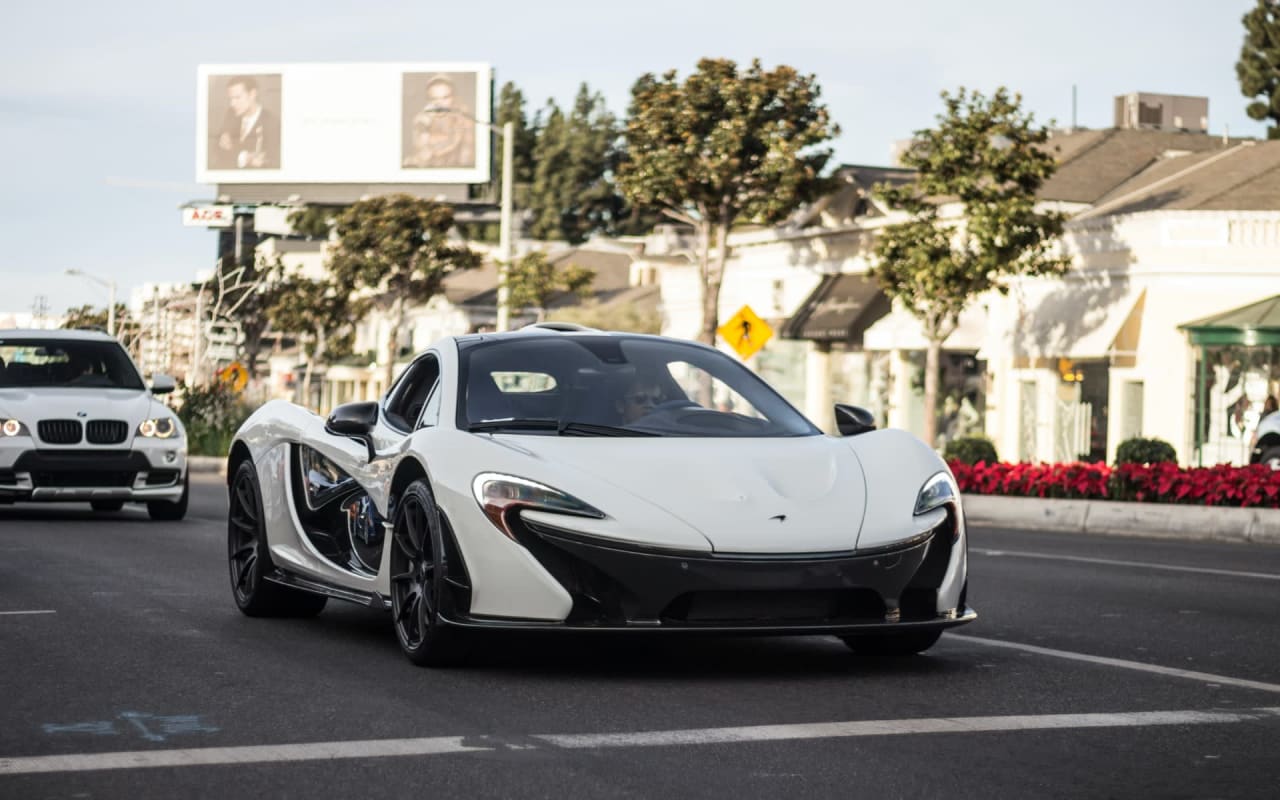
834,404,876,437
326,401,379,461
151,374,176,394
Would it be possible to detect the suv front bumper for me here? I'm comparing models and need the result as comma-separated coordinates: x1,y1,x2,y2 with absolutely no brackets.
0,441,187,504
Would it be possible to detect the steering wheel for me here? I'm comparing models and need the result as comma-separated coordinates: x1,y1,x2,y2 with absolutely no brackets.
650,399,699,413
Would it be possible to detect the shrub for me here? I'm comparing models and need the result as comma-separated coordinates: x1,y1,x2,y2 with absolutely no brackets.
1115,437,1177,465
943,435,999,465
175,380,256,457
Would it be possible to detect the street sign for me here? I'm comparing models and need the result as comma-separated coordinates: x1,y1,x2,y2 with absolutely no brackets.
718,305,773,360
217,362,249,392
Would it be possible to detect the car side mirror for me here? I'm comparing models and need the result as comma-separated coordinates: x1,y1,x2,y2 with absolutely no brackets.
326,401,379,461
151,374,176,394
834,404,876,437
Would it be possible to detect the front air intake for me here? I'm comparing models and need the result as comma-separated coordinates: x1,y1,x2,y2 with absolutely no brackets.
38,420,83,445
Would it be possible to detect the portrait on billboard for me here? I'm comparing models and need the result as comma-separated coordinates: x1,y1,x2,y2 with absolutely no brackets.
206,73,282,170
401,71,477,169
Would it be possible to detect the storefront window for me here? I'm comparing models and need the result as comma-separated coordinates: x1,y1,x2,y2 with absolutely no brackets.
1195,345,1280,465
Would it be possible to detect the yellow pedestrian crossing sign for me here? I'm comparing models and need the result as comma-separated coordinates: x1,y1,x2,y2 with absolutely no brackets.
718,305,773,360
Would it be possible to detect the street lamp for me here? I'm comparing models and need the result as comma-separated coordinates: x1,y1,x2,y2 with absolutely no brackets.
65,269,117,337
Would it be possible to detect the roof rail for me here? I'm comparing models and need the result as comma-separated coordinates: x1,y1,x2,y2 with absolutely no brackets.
516,322,600,333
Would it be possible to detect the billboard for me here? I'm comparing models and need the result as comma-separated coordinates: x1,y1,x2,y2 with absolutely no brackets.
196,63,492,185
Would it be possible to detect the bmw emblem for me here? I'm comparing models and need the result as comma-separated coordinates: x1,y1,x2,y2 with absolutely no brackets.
76,411,88,418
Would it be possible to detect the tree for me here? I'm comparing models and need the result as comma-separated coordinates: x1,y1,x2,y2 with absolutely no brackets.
871,87,1069,447
63,303,142,356
266,274,365,407
328,194,480,390
618,58,838,348
501,252,595,322
1237,0,1280,139
548,300,662,334
528,84,627,243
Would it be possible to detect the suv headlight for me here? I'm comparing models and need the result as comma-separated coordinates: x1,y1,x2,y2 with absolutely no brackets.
472,473,604,541
1,418,29,437
138,417,179,439
914,471,957,516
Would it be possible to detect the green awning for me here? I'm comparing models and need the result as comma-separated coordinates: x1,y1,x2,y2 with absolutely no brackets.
1179,295,1280,346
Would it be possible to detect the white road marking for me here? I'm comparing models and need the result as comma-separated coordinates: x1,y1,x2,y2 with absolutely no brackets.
951,635,1280,694
3,708,1279,775
972,548,1280,581
0,610,55,616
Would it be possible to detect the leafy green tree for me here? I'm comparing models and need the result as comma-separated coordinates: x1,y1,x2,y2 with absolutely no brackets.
496,81,538,190
266,274,366,406
1237,0,1280,139
618,58,838,347
328,194,480,390
502,252,595,322
872,87,1068,446
528,84,627,243
63,303,129,334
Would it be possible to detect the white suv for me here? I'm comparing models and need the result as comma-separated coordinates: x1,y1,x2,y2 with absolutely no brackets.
0,329,188,520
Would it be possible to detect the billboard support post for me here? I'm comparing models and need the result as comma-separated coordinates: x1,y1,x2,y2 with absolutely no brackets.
496,120,515,332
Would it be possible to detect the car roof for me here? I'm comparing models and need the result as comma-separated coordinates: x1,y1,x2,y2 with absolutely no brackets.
0,328,117,342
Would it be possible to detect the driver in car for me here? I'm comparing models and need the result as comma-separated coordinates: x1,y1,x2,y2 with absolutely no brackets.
616,375,668,424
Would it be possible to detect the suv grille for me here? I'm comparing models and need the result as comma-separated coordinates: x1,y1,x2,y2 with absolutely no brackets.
38,420,83,445
86,420,129,445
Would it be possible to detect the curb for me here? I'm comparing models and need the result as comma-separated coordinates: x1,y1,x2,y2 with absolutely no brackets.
188,456,226,475
963,494,1280,545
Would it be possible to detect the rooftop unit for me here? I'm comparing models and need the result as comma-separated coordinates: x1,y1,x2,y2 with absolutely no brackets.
1114,92,1208,133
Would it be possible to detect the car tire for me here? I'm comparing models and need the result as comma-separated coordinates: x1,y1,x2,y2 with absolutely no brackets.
1261,446,1280,470
90,500,125,512
390,479,468,667
840,630,943,656
147,474,190,521
227,460,327,618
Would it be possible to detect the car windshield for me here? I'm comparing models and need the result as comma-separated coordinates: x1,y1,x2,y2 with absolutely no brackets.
0,338,145,390
457,335,820,438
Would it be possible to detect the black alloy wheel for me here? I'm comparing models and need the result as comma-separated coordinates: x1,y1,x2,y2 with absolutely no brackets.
1261,446,1280,471
840,629,943,656
390,479,466,666
227,460,326,617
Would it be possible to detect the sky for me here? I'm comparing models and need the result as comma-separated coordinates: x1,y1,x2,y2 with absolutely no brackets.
0,0,1268,319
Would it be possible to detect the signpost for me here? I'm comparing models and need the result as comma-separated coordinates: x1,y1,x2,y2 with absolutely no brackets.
718,305,774,360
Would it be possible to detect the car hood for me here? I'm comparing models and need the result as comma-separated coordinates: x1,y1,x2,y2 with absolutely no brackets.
503,435,871,554
0,387,161,427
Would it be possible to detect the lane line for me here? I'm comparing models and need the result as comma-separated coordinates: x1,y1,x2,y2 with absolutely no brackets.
0,610,56,616
951,635,1280,694
971,548,1280,581
3,708,1278,775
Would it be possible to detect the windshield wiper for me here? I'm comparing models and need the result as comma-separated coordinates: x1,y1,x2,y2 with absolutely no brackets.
467,418,657,437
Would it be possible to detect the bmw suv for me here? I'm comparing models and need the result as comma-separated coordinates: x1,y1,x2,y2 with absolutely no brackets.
0,329,188,520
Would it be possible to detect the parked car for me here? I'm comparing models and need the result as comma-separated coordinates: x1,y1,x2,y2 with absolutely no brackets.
225,325,974,666
0,329,188,519
1251,407,1280,468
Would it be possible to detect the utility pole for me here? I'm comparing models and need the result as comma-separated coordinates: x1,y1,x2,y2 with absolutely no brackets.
496,119,515,332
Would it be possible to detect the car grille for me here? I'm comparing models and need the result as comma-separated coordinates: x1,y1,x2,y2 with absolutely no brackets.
38,420,83,445
86,420,129,445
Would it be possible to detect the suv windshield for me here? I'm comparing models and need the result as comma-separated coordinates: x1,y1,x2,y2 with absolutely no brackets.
0,338,145,390
457,335,820,438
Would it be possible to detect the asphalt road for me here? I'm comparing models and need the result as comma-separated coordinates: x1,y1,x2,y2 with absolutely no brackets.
3,476,1280,799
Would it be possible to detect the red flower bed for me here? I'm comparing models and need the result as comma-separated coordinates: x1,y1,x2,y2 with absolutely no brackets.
948,460,1280,509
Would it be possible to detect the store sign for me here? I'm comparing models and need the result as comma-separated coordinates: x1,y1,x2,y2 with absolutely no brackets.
183,205,235,227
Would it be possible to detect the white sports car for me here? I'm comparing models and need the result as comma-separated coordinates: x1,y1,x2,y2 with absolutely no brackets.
226,325,974,665
0,329,189,519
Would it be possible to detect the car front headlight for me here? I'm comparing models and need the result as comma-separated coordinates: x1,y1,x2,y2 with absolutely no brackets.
138,417,180,439
1,418,29,437
471,472,604,541
914,471,957,516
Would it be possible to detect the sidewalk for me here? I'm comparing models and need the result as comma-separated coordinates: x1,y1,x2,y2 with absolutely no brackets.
964,494,1280,545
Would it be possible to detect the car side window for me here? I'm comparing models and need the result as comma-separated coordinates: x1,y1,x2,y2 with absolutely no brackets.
417,381,442,429
384,354,440,433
